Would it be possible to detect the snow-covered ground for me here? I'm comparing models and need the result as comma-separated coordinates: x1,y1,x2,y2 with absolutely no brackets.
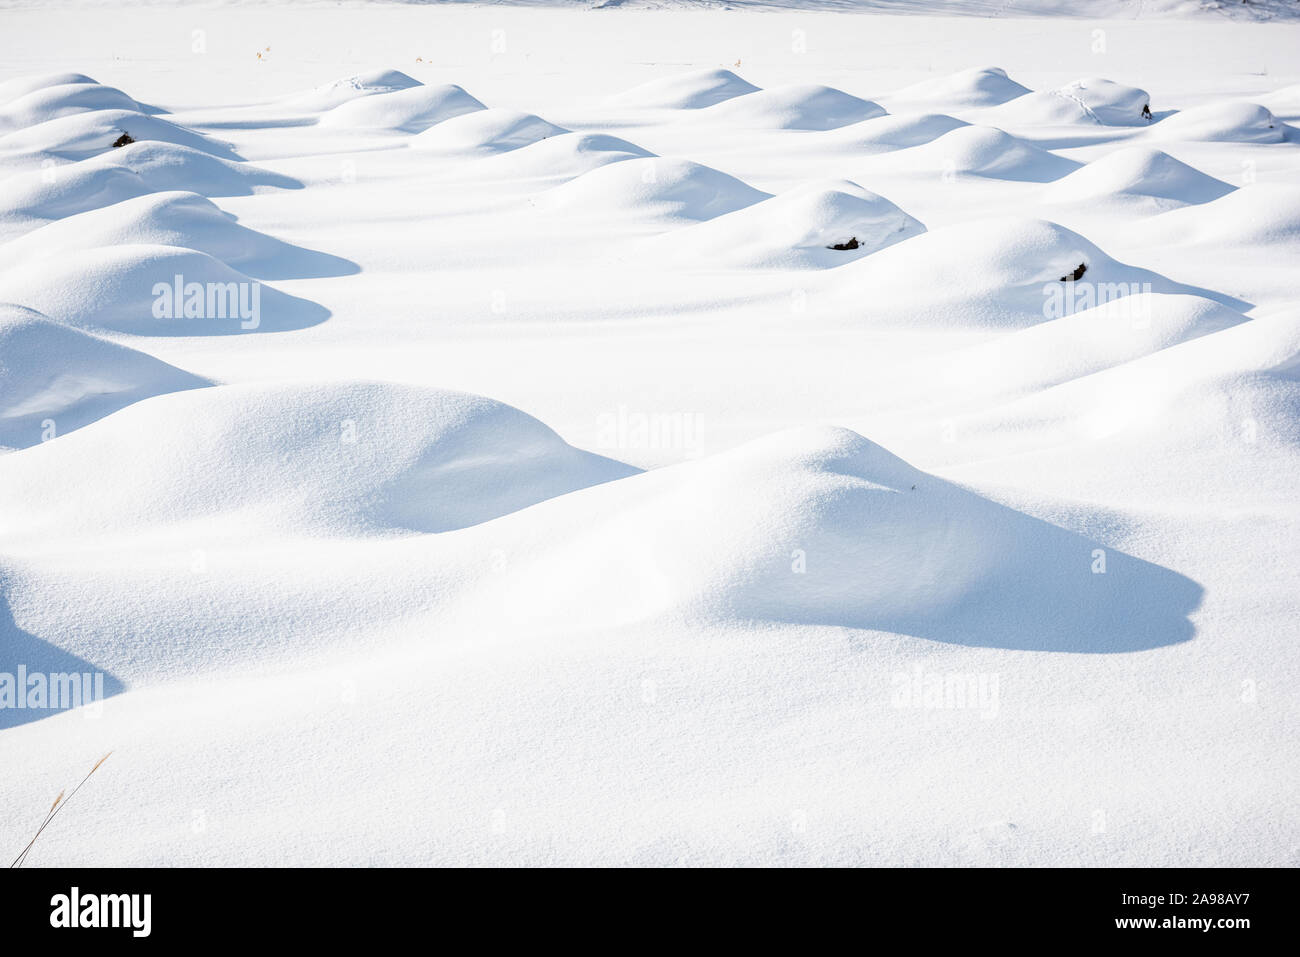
1,0,1297,866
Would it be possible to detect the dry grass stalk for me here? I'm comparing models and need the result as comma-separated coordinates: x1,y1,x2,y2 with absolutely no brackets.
9,752,112,868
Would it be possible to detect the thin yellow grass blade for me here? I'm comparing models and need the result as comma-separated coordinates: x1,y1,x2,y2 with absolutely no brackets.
10,753,114,868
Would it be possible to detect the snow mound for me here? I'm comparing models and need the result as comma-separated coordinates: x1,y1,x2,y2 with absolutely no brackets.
0,303,208,450
1255,83,1300,122
886,66,1031,110
960,307,1300,457
1127,183,1300,247
319,83,486,132
867,124,1080,181
827,112,969,153
0,82,156,134
826,216,1184,327
541,157,768,222
283,69,422,112
1150,101,1287,143
985,77,1150,126
488,426,1199,651
941,293,1248,398
653,179,924,268
0,244,329,335
1042,146,1234,206
0,382,638,539
91,140,300,195
607,68,761,110
480,132,655,182
0,144,299,237
0,190,352,280
0,166,150,238
0,108,240,164
695,84,886,131
0,72,97,105
411,108,567,155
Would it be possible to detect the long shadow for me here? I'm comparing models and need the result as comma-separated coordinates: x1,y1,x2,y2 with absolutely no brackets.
1094,256,1254,313
0,380,212,450
750,473,1202,654
1016,257,1254,315
0,303,215,448
236,239,360,280
378,445,641,533
9,247,335,336
120,276,333,336
0,589,125,731
189,117,320,131
215,213,361,280
1013,112,1178,151
1140,271,1254,313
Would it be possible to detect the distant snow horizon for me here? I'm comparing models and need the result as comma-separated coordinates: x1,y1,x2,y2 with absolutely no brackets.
3,0,1300,24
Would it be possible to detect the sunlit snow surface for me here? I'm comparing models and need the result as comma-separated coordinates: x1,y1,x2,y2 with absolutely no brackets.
0,0,1298,866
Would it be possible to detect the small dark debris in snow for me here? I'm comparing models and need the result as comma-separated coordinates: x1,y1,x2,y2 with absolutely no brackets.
1060,262,1087,282
1141,103,1152,121
111,132,135,148
828,237,860,250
